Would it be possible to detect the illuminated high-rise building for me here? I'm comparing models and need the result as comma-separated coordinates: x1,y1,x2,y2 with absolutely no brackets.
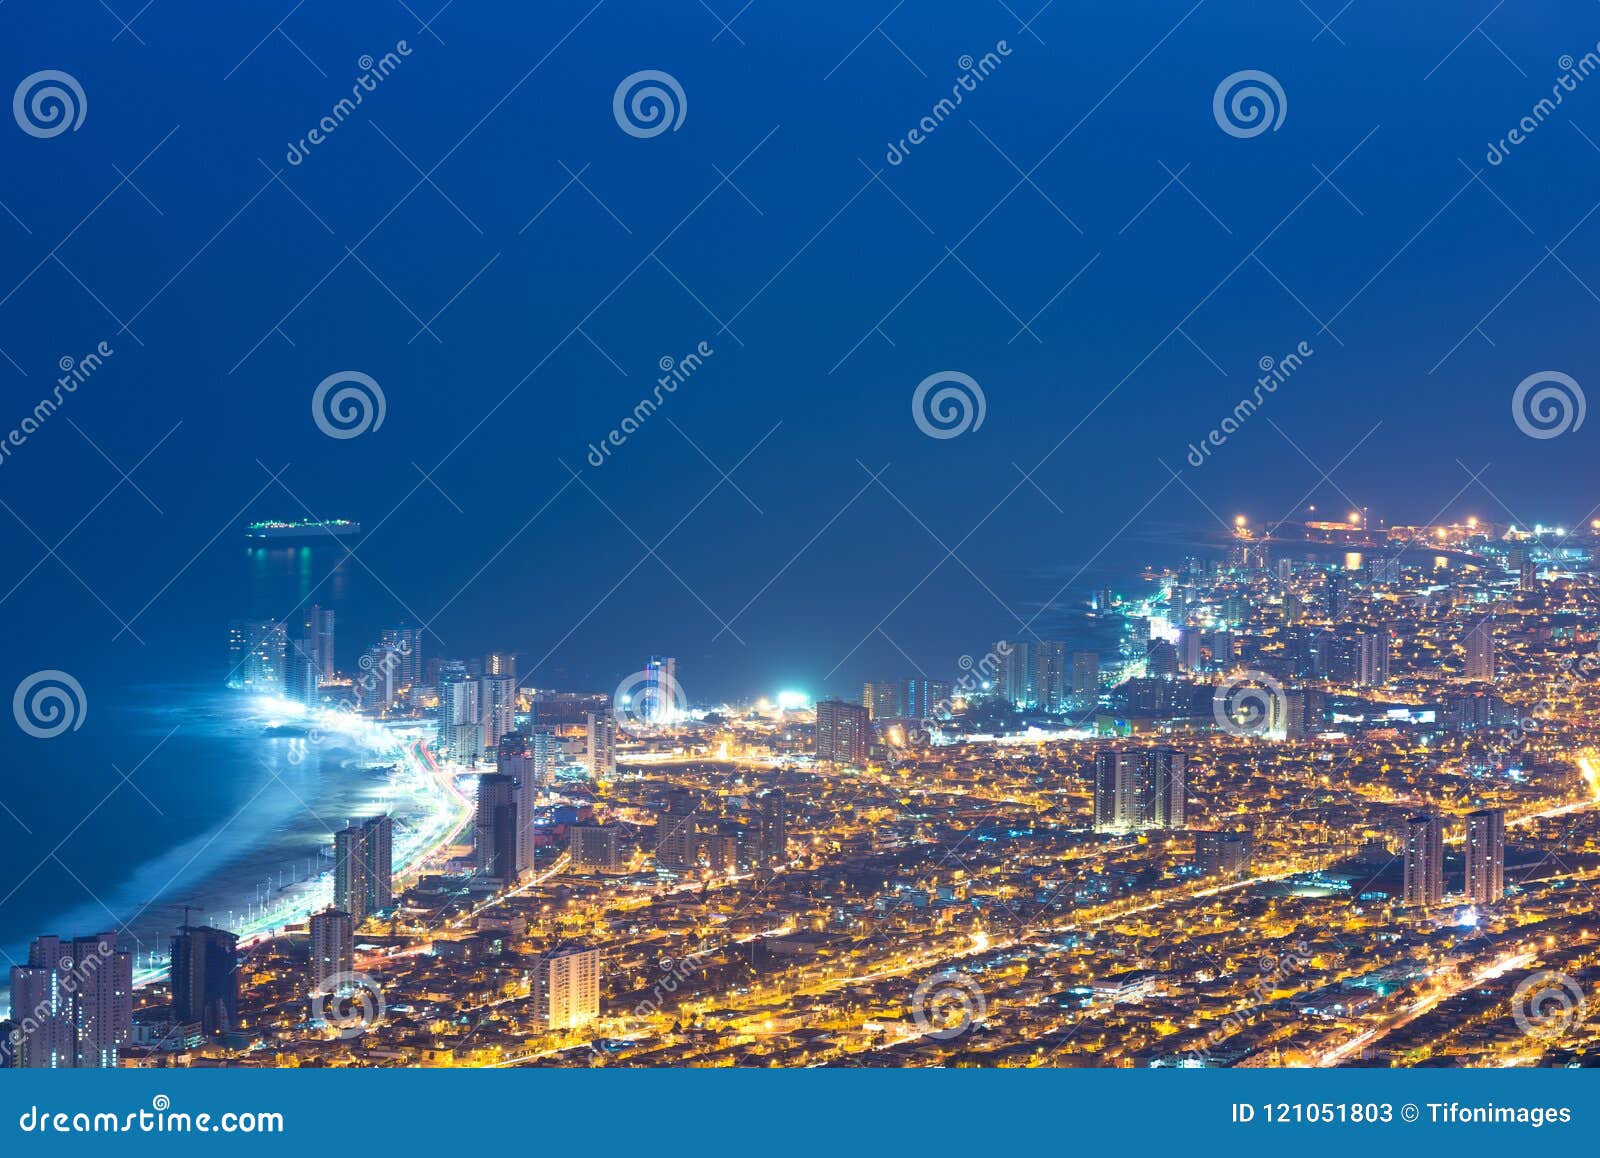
758,788,787,867
484,650,516,680
1093,749,1185,832
1465,620,1495,681
334,815,392,921
587,711,616,777
570,823,625,873
1071,650,1100,696
308,909,354,994
815,699,870,765
644,655,678,723
1358,627,1391,687
1465,807,1506,904
378,624,420,688
1029,642,1066,711
862,681,903,720
437,664,481,761
474,773,519,881
533,944,600,1030
1403,814,1444,907
8,934,131,1068
226,619,286,694
477,674,517,756
654,788,699,870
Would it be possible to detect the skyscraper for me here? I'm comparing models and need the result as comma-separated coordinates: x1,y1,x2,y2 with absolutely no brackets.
644,655,678,723
311,605,336,681
474,773,520,881
225,619,287,694
1029,642,1066,711
654,788,699,871
7,934,131,1068
862,680,903,720
1071,650,1100,696
758,788,787,868
170,925,239,1037
334,816,393,922
570,823,625,873
533,944,601,1030
1465,807,1506,905
997,642,1031,707
437,664,481,761
308,909,354,994
815,699,870,765
1403,814,1444,907
484,650,516,680
1093,749,1186,832
1358,627,1391,687
477,674,517,757
1465,620,1495,681
379,623,419,688
587,711,616,777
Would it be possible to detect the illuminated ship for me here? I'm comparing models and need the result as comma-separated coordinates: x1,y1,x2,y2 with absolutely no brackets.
244,519,361,542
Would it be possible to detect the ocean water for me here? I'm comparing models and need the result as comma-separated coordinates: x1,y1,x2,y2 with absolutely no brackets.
0,685,404,977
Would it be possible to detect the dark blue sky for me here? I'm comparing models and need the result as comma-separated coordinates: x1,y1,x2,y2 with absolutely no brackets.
0,0,1597,707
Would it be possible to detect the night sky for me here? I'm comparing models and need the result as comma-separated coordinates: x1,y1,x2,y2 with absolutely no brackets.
1,0,1597,705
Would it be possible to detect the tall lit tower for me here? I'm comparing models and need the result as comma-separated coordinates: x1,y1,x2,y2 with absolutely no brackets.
1465,808,1506,904
1403,814,1444,907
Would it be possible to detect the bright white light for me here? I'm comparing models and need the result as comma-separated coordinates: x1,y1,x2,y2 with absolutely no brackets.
776,691,808,710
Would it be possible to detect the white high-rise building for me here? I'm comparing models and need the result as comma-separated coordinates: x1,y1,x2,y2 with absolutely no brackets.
478,675,517,755
437,666,481,761
587,711,616,777
534,944,601,1030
